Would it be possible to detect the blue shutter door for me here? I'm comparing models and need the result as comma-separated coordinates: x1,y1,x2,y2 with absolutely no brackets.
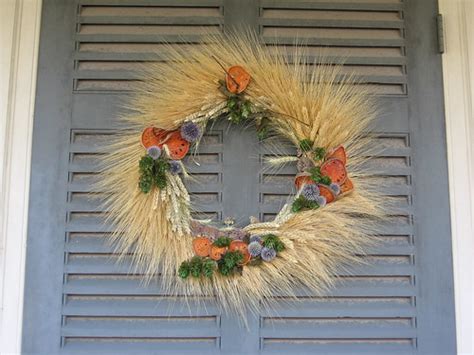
23,0,456,354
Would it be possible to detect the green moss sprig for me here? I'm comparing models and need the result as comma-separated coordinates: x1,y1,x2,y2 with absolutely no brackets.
313,147,326,161
299,139,313,152
261,234,285,253
218,251,244,276
291,195,320,213
213,236,232,248
178,256,216,279
138,156,170,193
256,117,270,141
179,250,244,279
227,95,252,125
309,166,331,186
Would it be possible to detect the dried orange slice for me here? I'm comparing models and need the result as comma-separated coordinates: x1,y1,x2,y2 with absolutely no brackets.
162,131,190,160
226,66,251,94
229,240,251,265
318,184,335,203
340,178,354,194
320,158,347,185
327,146,347,164
294,174,315,189
153,128,170,142
209,245,227,261
192,237,211,257
141,127,160,149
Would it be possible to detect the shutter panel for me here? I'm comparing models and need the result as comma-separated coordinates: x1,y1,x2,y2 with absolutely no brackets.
255,2,414,353
23,0,457,354
66,1,227,350
259,0,407,95
63,129,223,352
258,135,416,354
74,0,224,92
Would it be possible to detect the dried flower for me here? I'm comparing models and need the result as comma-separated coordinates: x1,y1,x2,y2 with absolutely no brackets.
297,157,314,172
249,216,259,224
301,184,320,201
147,145,161,160
180,121,201,142
201,225,218,240
248,241,263,257
316,195,327,207
223,216,235,226
229,228,246,240
261,247,276,262
190,220,204,236
329,183,341,195
169,160,182,175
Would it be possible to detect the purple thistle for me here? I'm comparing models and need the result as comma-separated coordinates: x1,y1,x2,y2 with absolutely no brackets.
248,241,263,257
329,183,341,195
261,247,277,262
301,184,320,201
316,195,327,207
147,145,161,160
180,121,201,143
249,235,262,243
169,160,182,175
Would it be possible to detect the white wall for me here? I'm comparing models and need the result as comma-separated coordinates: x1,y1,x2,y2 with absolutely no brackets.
438,1,474,354
0,0,42,354
0,0,472,354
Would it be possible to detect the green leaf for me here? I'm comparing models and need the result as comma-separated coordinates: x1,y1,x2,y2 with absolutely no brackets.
217,251,244,276
291,195,319,213
155,159,169,174
227,97,237,110
241,106,250,119
257,126,269,141
299,139,313,152
262,234,285,253
321,176,332,185
241,101,252,118
139,155,154,174
154,173,167,189
178,261,190,279
189,256,203,278
213,236,232,247
202,259,216,278
229,111,240,124
138,174,153,193
313,147,326,161
310,166,330,184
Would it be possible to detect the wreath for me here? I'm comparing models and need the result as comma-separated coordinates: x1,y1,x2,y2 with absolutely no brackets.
100,32,382,320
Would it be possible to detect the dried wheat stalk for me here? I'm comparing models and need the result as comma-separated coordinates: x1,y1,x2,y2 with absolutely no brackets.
97,30,383,321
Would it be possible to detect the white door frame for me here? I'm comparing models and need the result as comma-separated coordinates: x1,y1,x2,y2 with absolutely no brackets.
0,0,43,354
438,1,474,354
0,1,472,354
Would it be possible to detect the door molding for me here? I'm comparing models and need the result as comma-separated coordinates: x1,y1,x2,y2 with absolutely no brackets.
0,0,42,353
438,1,474,354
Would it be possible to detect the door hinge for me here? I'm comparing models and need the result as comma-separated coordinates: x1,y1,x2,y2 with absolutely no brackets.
437,14,445,54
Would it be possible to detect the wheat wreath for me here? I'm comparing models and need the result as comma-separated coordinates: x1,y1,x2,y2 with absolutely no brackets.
98,31,384,322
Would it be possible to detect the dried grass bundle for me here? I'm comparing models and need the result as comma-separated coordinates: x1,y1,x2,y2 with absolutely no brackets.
98,30,383,322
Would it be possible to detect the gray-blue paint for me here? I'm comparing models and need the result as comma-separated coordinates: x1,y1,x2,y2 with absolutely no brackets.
22,0,456,354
